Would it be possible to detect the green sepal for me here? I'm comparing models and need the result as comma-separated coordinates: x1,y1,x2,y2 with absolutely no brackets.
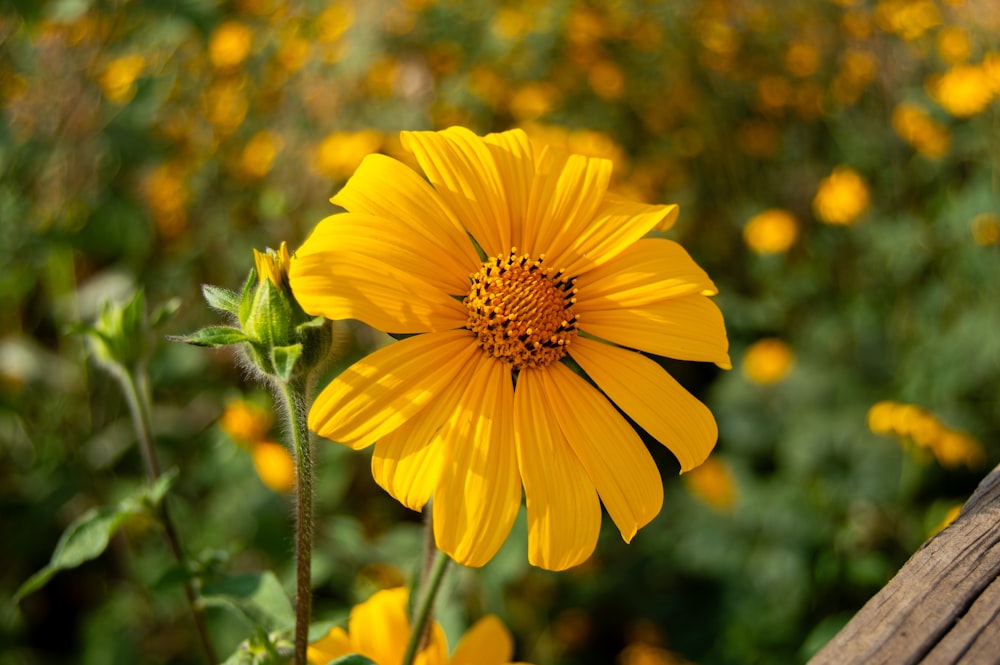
238,268,257,329
326,656,377,665
271,344,303,382
169,326,249,347
202,284,241,316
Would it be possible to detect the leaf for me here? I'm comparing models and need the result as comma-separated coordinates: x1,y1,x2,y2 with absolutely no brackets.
200,570,295,632
14,503,144,604
168,326,249,347
271,344,302,382
327,656,377,665
202,284,240,315
148,467,179,506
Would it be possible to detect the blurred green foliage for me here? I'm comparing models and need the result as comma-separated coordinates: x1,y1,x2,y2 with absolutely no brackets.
2,0,998,663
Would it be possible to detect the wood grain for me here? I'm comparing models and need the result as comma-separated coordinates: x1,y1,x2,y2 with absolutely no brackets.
808,463,1000,665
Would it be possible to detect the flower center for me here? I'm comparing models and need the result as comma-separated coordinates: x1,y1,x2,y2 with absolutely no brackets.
464,249,578,370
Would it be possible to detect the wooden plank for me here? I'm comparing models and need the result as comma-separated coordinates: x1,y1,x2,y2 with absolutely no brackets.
808,464,1000,665
923,573,1000,663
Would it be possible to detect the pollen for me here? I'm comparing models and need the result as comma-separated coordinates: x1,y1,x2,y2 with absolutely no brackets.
465,249,579,370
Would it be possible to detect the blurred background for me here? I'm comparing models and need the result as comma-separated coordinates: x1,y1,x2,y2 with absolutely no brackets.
2,0,999,663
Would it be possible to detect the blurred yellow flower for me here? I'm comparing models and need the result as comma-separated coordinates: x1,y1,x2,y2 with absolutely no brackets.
221,397,274,444
891,102,950,158
317,1,355,43
308,587,530,665
930,64,995,117
875,0,941,40
209,21,253,70
492,7,531,40
867,400,986,470
618,643,693,665
936,25,971,64
971,213,1000,246
742,209,798,254
682,456,737,511
929,503,963,537
241,130,282,179
201,79,249,134
588,60,626,100
785,41,821,78
142,163,189,239
290,127,729,570
251,440,296,493
509,82,558,120
99,54,146,104
866,400,898,435
933,430,986,470
314,130,384,180
812,166,870,225
741,338,794,384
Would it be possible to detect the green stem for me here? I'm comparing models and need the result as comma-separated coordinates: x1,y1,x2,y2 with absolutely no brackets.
118,366,216,664
277,378,314,665
401,546,451,665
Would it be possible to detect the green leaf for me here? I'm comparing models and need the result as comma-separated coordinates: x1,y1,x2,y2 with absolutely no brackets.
327,656,377,665
148,467,179,506
271,344,302,382
200,570,295,632
202,284,241,315
169,326,249,347
14,502,145,604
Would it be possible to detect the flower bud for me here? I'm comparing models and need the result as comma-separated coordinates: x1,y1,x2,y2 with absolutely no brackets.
172,241,335,384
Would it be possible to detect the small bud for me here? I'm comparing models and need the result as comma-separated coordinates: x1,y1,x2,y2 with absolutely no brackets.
171,241,334,384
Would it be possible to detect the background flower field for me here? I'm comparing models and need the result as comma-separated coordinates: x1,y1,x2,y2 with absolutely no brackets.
2,0,998,663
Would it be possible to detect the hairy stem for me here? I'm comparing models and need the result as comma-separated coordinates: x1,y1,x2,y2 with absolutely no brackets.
119,367,216,664
277,378,314,665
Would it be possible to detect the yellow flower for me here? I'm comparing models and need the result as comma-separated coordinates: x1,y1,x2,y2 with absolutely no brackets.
251,440,296,493
741,338,793,384
253,240,291,289
891,102,950,159
682,455,737,511
930,64,995,117
314,130,384,180
971,213,1000,246
742,209,798,254
289,127,730,571
241,130,282,179
99,54,146,104
209,21,254,70
812,166,870,225
308,587,530,665
221,397,274,444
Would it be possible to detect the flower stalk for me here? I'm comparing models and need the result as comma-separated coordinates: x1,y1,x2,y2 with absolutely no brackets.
401,529,451,665
276,376,315,665
79,291,216,664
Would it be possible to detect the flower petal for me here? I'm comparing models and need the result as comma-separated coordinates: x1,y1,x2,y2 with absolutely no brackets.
513,368,601,571
570,336,719,472
450,615,514,665
483,129,535,252
330,153,480,288
578,294,731,368
401,127,512,256
560,196,680,276
350,588,411,665
290,213,468,334
522,150,613,269
574,238,718,312
307,627,351,665
434,355,520,567
539,362,663,542
371,352,482,511
309,331,479,448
